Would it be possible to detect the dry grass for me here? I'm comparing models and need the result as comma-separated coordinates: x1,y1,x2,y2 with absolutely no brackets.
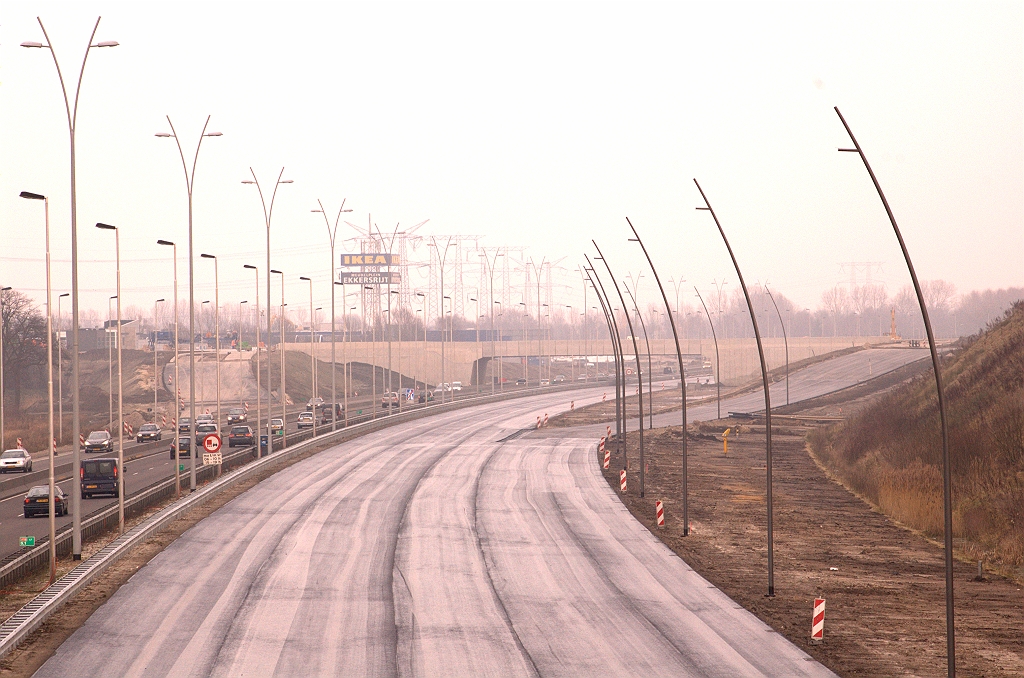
808,301,1024,581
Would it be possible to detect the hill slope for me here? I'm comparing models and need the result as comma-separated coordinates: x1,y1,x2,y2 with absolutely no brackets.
811,301,1024,579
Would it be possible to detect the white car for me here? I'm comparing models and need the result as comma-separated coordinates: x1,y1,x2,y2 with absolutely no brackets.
451,381,463,391
0,449,32,473
297,411,315,429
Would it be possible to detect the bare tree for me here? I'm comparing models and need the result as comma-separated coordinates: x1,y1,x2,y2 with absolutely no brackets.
0,289,47,412
821,286,848,337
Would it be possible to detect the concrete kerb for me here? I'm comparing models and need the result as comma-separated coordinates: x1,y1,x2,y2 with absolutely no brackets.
0,382,587,659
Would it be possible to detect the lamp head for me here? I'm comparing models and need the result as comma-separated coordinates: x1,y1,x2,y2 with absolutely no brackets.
19,191,45,201
154,133,173,138
20,41,45,48
300,276,310,281
95,222,116,231
157,239,175,247
94,41,119,48
200,253,215,259
244,264,257,270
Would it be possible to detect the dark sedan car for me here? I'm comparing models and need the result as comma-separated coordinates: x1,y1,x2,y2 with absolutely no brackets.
226,408,247,424
169,436,192,458
84,430,113,453
178,417,192,434
228,425,254,447
24,485,68,518
136,423,162,442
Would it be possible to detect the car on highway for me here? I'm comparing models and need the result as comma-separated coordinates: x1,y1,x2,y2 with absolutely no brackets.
169,436,192,458
297,411,315,429
553,374,566,383
515,378,527,386
178,418,192,434
577,374,588,381
195,423,219,446
540,378,550,386
306,397,325,412
228,425,255,447
135,423,162,443
0,449,33,473
381,392,399,409
24,485,68,517
84,430,114,454
226,408,247,424
270,418,284,434
451,381,463,392
81,458,119,498
195,413,215,426
319,403,343,425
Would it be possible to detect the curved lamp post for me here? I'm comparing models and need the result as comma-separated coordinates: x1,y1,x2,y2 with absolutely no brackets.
765,285,789,406
694,287,721,419
584,259,625,455
628,219,689,533
836,107,955,676
694,179,775,596
593,243,646,497
156,116,221,492
271,269,286,444
22,16,118,561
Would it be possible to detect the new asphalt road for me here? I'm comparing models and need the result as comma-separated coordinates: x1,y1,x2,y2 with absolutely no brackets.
36,385,835,676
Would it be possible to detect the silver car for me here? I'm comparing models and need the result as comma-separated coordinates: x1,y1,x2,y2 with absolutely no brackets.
0,449,33,473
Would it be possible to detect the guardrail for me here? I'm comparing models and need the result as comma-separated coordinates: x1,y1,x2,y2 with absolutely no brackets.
0,380,587,658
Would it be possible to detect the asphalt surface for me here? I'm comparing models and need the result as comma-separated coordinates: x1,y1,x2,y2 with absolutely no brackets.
35,386,833,677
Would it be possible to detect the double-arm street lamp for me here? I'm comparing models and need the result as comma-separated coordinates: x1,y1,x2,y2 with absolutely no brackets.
243,168,292,442
95,223,125,533
299,276,316,436
22,17,118,561
313,200,352,431
156,117,221,492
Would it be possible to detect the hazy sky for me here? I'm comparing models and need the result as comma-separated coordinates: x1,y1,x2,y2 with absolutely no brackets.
2,1,1021,323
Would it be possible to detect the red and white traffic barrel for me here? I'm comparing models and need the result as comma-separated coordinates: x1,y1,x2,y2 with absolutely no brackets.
619,470,627,492
656,500,665,527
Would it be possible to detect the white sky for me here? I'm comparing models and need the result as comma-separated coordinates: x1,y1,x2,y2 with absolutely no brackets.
1,1,1021,322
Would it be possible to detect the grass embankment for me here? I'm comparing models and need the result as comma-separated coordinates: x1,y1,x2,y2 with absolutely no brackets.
809,301,1024,580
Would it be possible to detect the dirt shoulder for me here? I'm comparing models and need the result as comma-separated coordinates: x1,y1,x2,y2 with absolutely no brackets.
598,421,1024,676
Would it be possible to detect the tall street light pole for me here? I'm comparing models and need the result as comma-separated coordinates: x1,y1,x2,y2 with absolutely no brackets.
57,292,69,442
237,300,247,407
157,240,180,498
765,285,789,406
694,178,775,597
23,16,118,561
836,107,956,677
0,286,10,452
584,264,624,455
429,237,454,403
593,243,645,497
156,116,222,493
271,270,286,444
299,276,316,437
95,223,125,533
200,254,221,431
694,287,721,419
629,219,689,534
154,298,164,417
20,192,58,580
242,168,292,443
107,294,115,428
243,265,263,454
623,284,653,431
334,281,347,426
313,199,352,432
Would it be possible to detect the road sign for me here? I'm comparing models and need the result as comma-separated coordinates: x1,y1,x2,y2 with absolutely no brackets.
338,271,401,285
203,452,223,466
203,434,222,453
19,536,35,548
179,464,185,472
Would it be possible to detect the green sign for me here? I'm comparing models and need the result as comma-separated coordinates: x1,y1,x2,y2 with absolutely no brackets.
19,536,35,548
179,464,185,472
357,409,363,415
275,429,284,436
